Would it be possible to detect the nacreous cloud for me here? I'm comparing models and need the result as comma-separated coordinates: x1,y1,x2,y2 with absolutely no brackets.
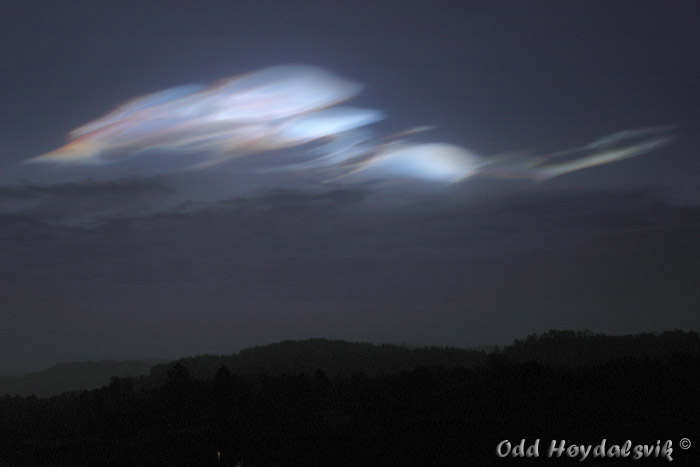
27,65,675,184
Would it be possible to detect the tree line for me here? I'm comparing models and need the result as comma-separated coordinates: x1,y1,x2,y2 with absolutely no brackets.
1,330,698,466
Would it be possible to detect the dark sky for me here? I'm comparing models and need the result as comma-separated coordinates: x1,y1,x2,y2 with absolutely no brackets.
1,0,699,374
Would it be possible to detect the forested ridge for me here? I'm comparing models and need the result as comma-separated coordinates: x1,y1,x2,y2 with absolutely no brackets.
1,330,698,466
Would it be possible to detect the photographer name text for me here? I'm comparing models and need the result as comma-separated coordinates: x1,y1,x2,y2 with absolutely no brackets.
496,439,674,462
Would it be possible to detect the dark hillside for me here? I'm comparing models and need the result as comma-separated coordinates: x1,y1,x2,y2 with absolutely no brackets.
0,359,165,398
0,331,698,465
147,338,488,384
504,329,700,366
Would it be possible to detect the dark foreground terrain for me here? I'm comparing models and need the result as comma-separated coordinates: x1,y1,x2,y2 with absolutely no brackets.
1,330,698,466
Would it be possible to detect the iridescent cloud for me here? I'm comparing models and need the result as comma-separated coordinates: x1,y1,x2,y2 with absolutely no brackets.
28,65,674,184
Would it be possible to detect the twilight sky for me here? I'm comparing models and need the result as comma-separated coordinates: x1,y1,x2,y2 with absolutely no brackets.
1,0,699,374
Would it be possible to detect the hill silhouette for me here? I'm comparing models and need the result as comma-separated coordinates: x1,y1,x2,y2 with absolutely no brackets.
0,359,166,398
0,330,698,466
504,329,700,366
3,330,699,397
145,330,700,384
147,339,489,385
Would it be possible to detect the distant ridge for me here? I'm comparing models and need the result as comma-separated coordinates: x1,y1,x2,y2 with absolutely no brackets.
147,339,489,384
504,329,700,367
0,359,167,398
148,331,700,384
3,330,698,398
